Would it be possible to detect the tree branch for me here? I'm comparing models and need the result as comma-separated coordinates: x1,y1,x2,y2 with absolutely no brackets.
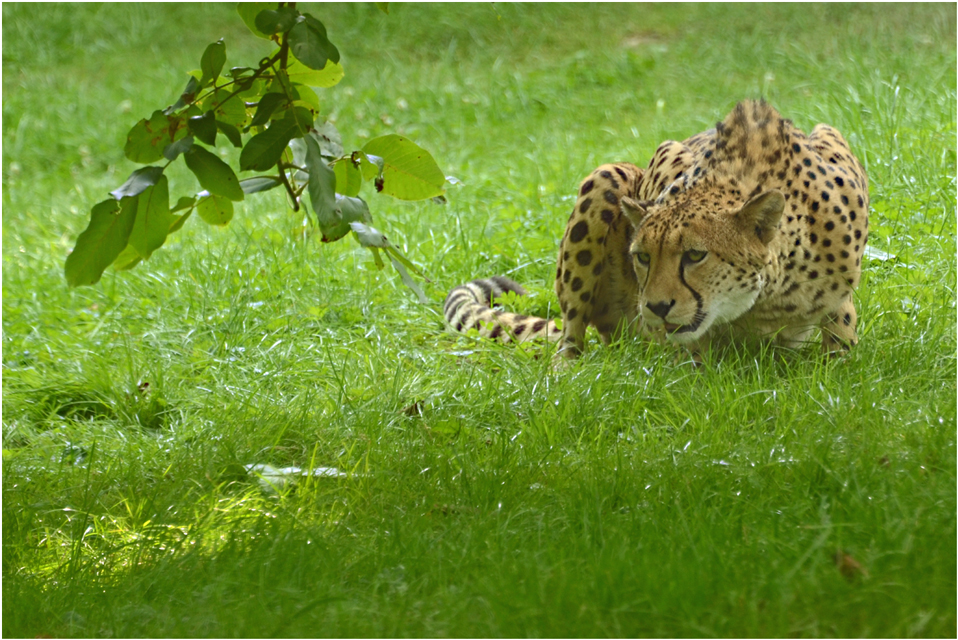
278,166,300,212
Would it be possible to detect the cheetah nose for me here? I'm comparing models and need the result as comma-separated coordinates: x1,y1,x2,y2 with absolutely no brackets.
646,300,675,319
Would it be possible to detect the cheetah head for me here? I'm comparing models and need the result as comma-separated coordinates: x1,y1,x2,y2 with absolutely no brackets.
621,188,784,344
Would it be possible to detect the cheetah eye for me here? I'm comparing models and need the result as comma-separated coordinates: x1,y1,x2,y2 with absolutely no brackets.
633,251,651,265
682,249,708,264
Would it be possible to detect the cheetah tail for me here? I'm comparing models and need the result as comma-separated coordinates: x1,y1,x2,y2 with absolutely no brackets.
443,276,561,343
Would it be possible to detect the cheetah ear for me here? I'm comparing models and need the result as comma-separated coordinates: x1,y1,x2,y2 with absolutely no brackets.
737,189,784,245
621,196,650,228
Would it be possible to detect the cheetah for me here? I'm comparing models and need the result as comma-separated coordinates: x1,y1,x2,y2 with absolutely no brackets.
444,100,869,361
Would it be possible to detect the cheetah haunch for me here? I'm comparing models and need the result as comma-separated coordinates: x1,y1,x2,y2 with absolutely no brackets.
444,100,869,360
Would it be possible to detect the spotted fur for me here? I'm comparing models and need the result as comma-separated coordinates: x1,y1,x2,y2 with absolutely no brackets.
445,100,869,360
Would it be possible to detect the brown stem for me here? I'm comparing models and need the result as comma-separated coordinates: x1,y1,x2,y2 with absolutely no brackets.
278,2,295,71
192,49,284,112
278,165,300,212
278,34,290,71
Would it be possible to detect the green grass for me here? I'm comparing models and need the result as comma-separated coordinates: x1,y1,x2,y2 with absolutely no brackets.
3,3,956,637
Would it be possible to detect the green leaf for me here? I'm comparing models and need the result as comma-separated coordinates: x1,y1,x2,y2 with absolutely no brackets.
166,75,201,114
248,92,289,129
239,108,312,171
321,195,372,242
128,175,172,259
349,222,427,302
168,207,194,234
241,125,293,172
286,56,344,88
359,152,385,182
386,251,428,303
291,84,321,115
349,220,388,248
200,39,226,86
384,243,429,281
319,223,349,244
201,89,249,129
313,121,343,158
184,146,245,201
237,77,267,99
286,139,309,182
188,111,218,146
288,15,340,71
287,105,317,133
111,244,143,271
375,3,389,14
304,15,340,63
337,195,371,223
255,6,298,34
369,247,385,270
197,194,234,226
361,135,445,201
125,110,187,163
65,198,136,287
111,166,165,200
304,133,337,228
265,68,293,96
171,196,197,213
216,120,243,148
163,135,194,161
334,159,362,197
237,3,276,39
239,176,283,194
